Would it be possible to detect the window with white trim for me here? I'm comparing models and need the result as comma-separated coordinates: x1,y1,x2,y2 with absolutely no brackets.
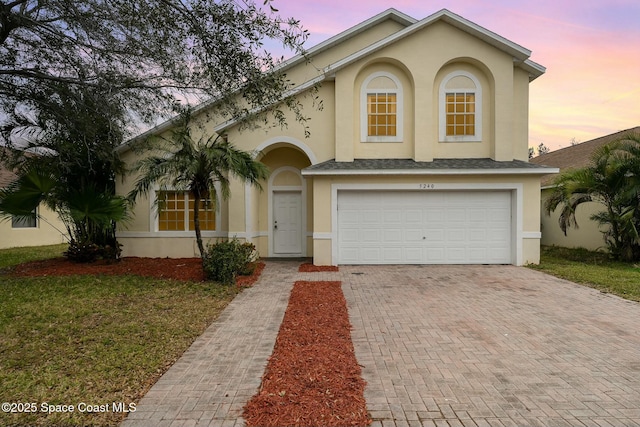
156,191,216,231
361,72,403,142
439,71,482,142
11,208,37,228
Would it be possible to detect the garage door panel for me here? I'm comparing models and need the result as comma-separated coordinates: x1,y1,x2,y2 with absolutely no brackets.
404,209,422,223
340,229,359,243
447,229,466,241
362,210,380,223
362,229,381,242
404,229,424,241
338,190,512,264
383,247,402,263
384,210,402,223
383,229,403,242
361,247,382,263
425,229,445,243
469,229,487,242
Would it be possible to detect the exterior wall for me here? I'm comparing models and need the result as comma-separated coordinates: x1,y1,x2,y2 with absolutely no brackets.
540,188,608,251
116,147,231,258
310,174,543,265
284,19,409,88
0,205,67,249
115,12,542,262
333,20,530,163
117,139,317,258
223,82,336,163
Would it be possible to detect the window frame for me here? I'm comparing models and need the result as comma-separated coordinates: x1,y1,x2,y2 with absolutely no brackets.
11,207,38,229
439,71,482,143
360,71,404,143
153,189,220,235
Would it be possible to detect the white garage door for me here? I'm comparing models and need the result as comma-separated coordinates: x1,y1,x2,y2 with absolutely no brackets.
338,190,512,264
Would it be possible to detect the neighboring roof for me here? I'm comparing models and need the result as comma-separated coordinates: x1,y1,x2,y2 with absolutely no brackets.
118,8,544,152
302,158,558,176
530,126,640,187
0,148,18,188
0,166,16,188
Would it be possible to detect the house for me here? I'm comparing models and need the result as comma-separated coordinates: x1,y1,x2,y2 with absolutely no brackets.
530,126,640,251
116,8,557,265
0,163,67,250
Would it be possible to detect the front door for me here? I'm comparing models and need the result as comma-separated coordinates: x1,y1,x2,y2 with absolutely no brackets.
273,191,302,255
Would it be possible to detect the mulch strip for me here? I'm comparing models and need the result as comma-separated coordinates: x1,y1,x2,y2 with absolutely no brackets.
243,280,370,427
298,263,339,272
8,257,265,286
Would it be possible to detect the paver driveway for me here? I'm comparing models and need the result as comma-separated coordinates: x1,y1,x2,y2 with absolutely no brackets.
122,262,640,427
342,265,640,427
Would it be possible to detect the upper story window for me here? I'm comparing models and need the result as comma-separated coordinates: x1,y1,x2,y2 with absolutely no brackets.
439,71,482,142
156,191,216,231
361,72,403,142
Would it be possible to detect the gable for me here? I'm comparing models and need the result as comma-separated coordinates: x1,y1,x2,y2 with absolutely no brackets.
323,9,544,81
119,8,544,157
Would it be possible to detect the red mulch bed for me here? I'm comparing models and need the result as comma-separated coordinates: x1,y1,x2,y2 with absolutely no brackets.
243,281,370,427
9,257,265,286
298,263,339,272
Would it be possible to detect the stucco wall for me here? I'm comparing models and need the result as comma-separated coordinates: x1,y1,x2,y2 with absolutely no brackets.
332,20,530,163
0,205,67,249
540,189,608,251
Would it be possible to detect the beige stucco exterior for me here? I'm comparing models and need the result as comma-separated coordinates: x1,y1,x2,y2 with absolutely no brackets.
539,188,609,251
115,8,553,264
0,204,67,250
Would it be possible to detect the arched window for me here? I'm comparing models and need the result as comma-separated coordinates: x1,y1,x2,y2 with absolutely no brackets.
361,71,403,142
439,71,482,142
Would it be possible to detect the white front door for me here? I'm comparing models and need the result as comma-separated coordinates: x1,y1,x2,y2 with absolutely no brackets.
273,191,302,255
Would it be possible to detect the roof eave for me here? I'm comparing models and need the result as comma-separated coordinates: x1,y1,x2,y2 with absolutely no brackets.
302,167,560,176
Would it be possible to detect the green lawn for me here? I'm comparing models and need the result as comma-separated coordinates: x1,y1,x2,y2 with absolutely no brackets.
0,245,238,427
0,243,68,270
528,245,640,302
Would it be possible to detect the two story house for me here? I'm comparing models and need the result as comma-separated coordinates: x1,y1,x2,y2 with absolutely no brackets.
116,8,557,265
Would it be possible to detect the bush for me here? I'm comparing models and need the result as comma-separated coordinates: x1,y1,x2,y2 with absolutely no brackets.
203,238,258,285
64,239,122,263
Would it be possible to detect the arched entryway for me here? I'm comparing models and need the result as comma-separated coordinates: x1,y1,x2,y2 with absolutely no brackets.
251,140,314,257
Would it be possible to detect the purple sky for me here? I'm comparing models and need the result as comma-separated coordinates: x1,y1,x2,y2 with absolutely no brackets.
271,0,640,150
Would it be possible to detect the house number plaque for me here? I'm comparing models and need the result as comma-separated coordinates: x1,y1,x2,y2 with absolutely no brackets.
418,184,435,189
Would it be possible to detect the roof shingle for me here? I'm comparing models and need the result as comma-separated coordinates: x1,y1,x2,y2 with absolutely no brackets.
530,126,640,186
303,158,555,174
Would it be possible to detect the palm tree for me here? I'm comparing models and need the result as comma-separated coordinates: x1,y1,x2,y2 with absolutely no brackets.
0,167,129,261
545,134,640,260
128,114,270,257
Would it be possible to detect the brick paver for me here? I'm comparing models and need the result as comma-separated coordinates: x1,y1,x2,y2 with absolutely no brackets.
340,265,640,427
120,261,298,427
121,263,640,427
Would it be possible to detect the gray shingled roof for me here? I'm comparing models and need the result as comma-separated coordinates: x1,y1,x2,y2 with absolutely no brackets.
303,158,555,174
530,126,640,186
0,166,16,188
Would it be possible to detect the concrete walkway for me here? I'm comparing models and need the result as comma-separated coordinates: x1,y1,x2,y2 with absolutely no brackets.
122,262,640,427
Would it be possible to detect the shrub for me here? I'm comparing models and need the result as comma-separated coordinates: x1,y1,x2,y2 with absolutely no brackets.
203,238,258,285
64,239,122,263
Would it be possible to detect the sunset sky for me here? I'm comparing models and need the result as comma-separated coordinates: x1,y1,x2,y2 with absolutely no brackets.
273,0,640,151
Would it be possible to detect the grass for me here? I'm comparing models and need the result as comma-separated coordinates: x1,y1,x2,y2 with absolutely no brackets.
528,245,640,302
0,243,68,269
0,245,239,427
